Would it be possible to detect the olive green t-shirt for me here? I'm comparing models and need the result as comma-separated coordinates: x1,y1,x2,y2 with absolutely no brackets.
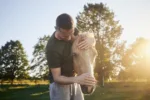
46,29,78,83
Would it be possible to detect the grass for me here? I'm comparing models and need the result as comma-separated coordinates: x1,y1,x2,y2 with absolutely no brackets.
0,82,150,100
0,84,49,100
85,82,150,100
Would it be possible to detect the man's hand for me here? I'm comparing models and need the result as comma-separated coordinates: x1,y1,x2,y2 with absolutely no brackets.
77,34,95,49
74,73,97,86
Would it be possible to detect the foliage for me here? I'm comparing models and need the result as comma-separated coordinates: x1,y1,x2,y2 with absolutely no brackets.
76,3,124,85
0,40,29,84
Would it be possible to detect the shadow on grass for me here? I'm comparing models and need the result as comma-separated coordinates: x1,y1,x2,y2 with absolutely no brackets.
0,84,49,100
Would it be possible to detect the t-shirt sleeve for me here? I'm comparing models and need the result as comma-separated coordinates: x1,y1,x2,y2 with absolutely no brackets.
46,50,62,68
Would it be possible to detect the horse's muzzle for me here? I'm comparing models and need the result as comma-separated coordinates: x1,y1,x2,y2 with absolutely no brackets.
80,85,95,95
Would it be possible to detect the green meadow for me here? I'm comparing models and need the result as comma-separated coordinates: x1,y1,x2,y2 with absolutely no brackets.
1,81,150,100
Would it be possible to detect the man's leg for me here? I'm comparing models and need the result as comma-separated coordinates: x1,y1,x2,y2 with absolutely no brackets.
49,82,71,100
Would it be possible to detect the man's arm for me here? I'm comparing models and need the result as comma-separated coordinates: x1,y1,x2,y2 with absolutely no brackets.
51,67,96,85
51,67,75,84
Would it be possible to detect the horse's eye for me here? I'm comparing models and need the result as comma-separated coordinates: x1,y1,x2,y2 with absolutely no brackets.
72,52,77,57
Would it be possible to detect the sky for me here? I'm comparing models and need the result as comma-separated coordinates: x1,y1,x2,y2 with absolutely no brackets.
0,0,150,61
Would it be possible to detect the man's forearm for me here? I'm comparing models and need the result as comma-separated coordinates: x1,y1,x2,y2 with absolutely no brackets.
54,75,77,85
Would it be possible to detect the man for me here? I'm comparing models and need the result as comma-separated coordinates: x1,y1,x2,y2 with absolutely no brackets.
46,13,96,100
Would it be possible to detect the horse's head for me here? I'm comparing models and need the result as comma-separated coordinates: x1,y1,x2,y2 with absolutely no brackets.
72,33,97,94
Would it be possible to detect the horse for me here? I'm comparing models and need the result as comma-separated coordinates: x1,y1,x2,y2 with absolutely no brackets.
72,33,97,94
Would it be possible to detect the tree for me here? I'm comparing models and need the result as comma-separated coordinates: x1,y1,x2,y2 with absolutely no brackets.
76,3,124,86
0,40,29,85
0,48,5,84
31,35,50,79
121,37,150,80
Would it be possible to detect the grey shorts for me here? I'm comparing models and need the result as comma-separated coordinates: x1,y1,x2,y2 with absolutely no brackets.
49,82,84,100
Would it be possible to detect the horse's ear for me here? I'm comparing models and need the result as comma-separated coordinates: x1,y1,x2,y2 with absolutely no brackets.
86,32,94,38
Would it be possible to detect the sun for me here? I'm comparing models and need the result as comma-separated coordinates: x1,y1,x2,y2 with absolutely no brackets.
145,45,150,56
138,39,150,57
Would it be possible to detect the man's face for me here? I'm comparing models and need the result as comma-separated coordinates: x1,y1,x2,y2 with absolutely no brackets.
58,28,74,41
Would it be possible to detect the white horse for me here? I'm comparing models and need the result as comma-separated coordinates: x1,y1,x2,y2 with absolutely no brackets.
72,33,97,94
